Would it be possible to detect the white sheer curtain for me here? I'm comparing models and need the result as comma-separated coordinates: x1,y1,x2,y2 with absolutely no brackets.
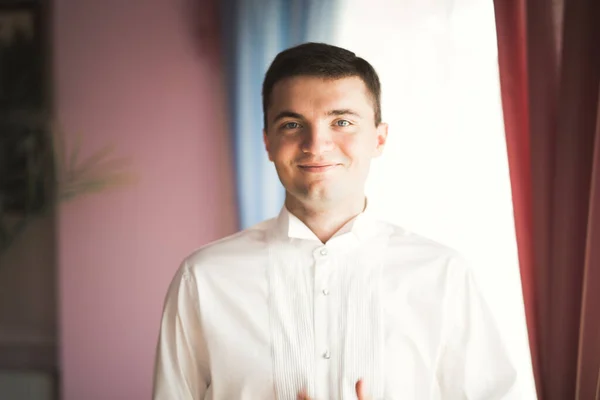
334,1,537,398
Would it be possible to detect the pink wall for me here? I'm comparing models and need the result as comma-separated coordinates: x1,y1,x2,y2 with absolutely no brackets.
53,1,237,399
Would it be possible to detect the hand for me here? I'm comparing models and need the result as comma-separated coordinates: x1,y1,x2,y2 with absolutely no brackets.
297,379,372,400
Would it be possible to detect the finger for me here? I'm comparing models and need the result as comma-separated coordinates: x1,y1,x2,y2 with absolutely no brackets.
355,379,372,400
355,379,364,399
297,390,310,400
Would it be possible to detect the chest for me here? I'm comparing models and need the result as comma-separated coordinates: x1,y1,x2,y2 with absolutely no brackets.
197,245,448,399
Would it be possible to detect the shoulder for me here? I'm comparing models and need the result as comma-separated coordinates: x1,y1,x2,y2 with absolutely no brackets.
377,219,471,275
379,219,461,256
181,217,276,275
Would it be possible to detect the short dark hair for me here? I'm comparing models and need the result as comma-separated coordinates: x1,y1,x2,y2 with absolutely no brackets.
262,42,382,129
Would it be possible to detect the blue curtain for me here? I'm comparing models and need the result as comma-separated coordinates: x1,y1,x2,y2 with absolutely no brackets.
220,0,340,229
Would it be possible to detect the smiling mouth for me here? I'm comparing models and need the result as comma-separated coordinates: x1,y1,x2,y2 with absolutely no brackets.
298,164,339,173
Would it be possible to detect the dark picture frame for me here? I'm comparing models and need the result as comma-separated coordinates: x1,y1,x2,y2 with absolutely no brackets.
0,1,44,109
0,1,50,216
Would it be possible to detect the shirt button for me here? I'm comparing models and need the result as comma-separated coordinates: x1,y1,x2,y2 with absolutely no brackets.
319,247,328,256
322,289,329,296
322,350,331,359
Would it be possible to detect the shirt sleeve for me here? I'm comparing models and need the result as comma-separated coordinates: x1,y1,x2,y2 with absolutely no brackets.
436,257,520,399
153,261,210,400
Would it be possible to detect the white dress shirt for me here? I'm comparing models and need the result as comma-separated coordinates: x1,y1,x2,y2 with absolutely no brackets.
153,207,518,400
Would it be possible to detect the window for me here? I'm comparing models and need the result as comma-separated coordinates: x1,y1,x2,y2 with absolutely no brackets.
335,1,537,397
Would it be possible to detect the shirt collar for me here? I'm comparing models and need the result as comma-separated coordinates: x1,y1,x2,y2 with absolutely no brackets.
272,199,379,244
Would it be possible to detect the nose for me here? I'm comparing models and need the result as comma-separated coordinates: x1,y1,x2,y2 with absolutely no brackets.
301,124,334,155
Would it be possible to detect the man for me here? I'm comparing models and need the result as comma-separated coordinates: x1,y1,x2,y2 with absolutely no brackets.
153,42,518,399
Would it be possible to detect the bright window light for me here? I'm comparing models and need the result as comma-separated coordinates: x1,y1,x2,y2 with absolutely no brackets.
334,1,537,398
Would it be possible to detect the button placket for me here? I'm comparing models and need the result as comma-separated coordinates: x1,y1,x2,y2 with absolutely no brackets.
313,246,332,400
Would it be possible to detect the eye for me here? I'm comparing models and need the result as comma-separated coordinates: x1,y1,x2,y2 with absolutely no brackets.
335,119,351,127
282,122,301,130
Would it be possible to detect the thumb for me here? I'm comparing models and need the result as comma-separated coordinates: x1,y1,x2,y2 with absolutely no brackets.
355,379,365,399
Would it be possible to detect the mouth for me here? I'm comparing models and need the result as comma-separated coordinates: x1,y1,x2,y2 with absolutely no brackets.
297,164,339,173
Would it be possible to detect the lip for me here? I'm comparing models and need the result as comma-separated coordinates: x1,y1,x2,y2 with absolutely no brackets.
298,164,339,173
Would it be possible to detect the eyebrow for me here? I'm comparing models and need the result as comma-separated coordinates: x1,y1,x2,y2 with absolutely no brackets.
271,109,362,124
326,109,362,118
272,110,304,124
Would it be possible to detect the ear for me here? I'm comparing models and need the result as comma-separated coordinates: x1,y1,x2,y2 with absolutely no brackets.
373,122,388,157
263,130,274,162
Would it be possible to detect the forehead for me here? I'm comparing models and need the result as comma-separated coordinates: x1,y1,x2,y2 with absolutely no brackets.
268,76,374,116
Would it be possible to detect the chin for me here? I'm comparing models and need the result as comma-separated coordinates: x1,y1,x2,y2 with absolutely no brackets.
299,188,343,204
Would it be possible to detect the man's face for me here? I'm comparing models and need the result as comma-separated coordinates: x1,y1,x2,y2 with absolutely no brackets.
264,76,388,208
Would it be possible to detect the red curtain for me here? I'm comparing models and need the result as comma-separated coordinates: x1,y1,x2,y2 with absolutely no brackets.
494,0,600,399
494,0,600,400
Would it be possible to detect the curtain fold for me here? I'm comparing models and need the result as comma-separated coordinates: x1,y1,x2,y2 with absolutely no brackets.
494,0,600,399
219,0,340,229
492,1,540,394
577,94,600,400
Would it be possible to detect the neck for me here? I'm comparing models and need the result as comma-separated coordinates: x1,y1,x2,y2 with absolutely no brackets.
285,194,367,243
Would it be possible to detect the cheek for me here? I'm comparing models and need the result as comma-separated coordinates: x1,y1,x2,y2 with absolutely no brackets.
338,136,372,164
270,142,298,167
